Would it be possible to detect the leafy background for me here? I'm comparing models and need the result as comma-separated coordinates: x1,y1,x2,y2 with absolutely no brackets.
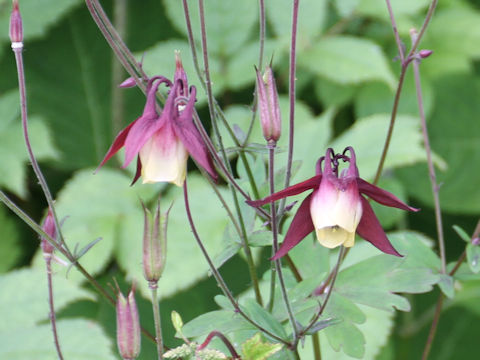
0,0,480,359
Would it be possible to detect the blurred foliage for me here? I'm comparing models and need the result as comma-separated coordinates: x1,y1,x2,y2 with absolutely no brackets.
0,0,479,359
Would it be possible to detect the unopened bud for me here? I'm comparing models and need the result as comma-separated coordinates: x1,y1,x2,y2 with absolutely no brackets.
472,237,480,246
116,285,141,360
119,77,138,88
41,208,57,258
142,199,170,284
256,66,281,144
9,0,23,45
419,50,433,59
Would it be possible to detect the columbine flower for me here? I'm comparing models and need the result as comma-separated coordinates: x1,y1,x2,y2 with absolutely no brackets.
247,147,419,259
97,53,217,186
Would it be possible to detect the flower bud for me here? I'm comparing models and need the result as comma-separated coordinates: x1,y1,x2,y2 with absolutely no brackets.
116,285,141,360
419,49,433,59
41,208,57,258
9,0,23,44
256,66,281,144
119,77,138,88
142,199,170,284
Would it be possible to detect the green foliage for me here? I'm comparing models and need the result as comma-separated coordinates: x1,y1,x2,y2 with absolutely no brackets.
241,333,283,360
0,206,21,273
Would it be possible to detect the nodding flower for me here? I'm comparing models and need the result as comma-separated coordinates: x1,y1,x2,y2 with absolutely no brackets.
97,53,217,186
247,147,419,259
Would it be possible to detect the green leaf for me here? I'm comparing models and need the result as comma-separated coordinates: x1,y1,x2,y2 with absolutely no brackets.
370,176,408,228
315,78,357,108
0,268,94,331
0,112,59,197
466,243,480,274
299,36,396,89
357,0,431,19
397,74,480,213
438,274,455,299
331,113,446,181
453,225,472,243
0,319,116,360
241,333,283,360
0,206,21,273
164,0,257,57
355,76,434,119
0,0,81,43
267,0,327,45
241,299,288,341
163,343,197,359
181,310,253,338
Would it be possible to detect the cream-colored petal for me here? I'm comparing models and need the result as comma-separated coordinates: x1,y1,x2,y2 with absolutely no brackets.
316,226,353,248
139,129,189,186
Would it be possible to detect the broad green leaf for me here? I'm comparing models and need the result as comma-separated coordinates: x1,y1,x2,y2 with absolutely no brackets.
333,0,361,17
0,114,59,198
0,319,116,360
116,174,230,299
25,8,113,170
164,0,257,57
267,0,327,45
0,89,18,131
438,274,455,299
299,36,396,89
370,176,408,228
466,243,480,274
181,310,253,338
0,0,81,43
0,268,94,331
331,113,446,181
241,299,288,341
315,78,357,108
354,76,434,119
357,0,430,18
0,206,21,273
241,333,283,360
41,168,155,280
397,75,480,213
453,225,472,243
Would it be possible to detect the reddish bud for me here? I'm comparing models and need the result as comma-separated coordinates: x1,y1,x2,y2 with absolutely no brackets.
256,66,281,143
9,0,23,44
142,199,170,284
419,50,433,59
119,77,138,88
116,285,141,360
41,208,57,257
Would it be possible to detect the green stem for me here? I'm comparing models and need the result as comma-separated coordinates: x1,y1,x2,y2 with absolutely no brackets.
149,282,164,359
312,332,321,360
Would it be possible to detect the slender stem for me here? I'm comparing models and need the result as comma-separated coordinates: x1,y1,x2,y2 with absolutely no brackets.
197,331,241,359
411,37,446,273
269,145,299,345
385,0,405,63
283,0,300,193
111,0,128,135
422,220,480,359
11,41,69,253
258,0,266,71
301,247,345,336
194,3,264,302
374,0,438,185
312,332,321,360
183,180,289,345
45,257,64,360
421,295,444,360
149,282,164,359
373,64,407,185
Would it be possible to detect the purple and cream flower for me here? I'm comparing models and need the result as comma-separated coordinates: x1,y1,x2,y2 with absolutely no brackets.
247,147,419,259
97,54,217,186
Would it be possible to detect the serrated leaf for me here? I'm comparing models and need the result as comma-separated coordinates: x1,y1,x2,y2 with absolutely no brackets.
181,310,253,338
267,0,327,45
299,36,396,89
241,333,283,360
164,0,257,57
241,299,288,341
0,319,116,360
0,0,81,43
0,268,94,331
0,114,59,197
331,113,446,181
